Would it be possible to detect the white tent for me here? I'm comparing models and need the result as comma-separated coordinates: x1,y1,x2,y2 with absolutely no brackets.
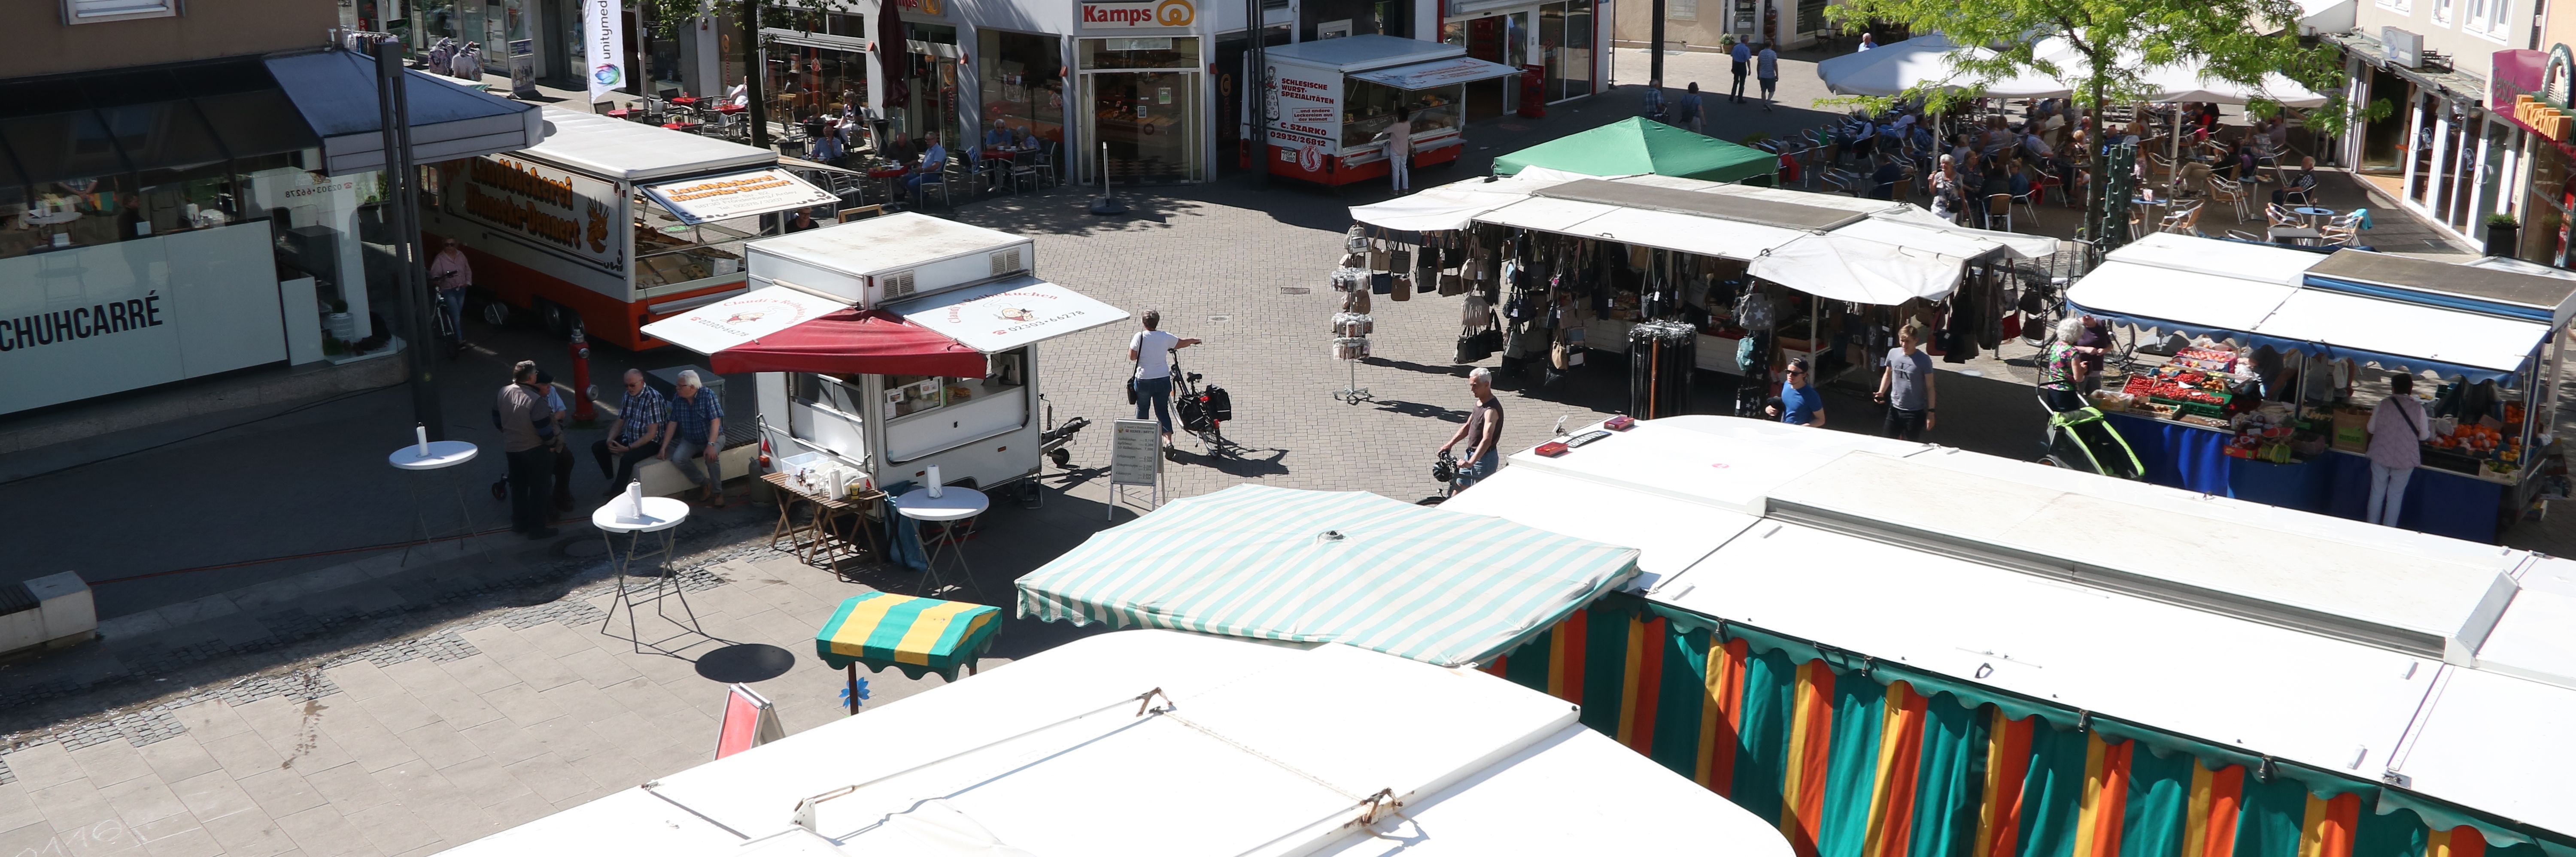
1749,232,1970,305
437,629,1798,857
1814,33,2072,98
2029,36,2328,107
1344,166,1595,233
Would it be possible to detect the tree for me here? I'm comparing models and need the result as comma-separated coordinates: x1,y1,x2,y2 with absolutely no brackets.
1826,0,2350,244
640,0,835,149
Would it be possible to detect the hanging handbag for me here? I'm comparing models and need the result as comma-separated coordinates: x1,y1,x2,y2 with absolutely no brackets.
1369,239,1391,272
1372,271,1393,295
1341,250,1367,269
1124,344,1139,405
1389,245,1413,276
1391,274,1413,301
1456,330,1481,364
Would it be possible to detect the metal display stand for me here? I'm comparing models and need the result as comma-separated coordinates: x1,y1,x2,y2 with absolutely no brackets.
1108,418,1164,519
592,496,704,654
387,438,480,564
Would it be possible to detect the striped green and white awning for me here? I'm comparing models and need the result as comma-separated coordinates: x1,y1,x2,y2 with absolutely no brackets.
1014,485,1641,667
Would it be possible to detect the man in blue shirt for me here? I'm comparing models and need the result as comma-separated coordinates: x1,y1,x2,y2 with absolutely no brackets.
658,369,727,506
1756,44,1780,113
1676,82,1705,133
1768,358,1827,427
1641,79,1666,121
908,133,948,198
592,368,666,496
1729,40,1753,103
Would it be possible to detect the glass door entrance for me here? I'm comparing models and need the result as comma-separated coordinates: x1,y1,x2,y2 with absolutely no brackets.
1449,13,1527,122
1084,71,1200,184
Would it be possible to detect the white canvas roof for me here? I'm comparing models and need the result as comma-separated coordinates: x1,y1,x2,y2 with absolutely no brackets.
748,212,1029,279
641,167,840,225
2252,288,2549,375
2067,259,2302,331
438,630,1792,857
1467,414,2576,839
1436,466,1763,591
2108,233,2331,285
887,275,1132,354
525,107,779,181
641,285,851,357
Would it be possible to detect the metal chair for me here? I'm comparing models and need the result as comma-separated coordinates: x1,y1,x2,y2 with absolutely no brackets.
2011,191,2040,227
1984,193,2014,232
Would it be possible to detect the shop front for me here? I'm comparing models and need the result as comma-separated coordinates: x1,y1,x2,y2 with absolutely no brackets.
762,29,873,123
2333,31,2506,246
1440,0,1598,119
887,6,967,152
980,27,1071,148
2494,46,2576,266
1076,0,1208,184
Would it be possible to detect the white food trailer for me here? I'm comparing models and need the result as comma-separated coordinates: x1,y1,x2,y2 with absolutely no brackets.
641,213,1127,493
1257,35,1520,187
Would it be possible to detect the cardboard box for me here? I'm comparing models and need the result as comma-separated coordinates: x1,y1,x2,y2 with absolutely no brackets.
2332,406,2371,452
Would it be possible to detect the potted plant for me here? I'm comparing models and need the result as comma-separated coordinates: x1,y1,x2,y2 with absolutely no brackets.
2486,214,2521,258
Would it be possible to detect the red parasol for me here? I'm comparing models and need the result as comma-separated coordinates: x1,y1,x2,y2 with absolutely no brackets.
707,309,986,377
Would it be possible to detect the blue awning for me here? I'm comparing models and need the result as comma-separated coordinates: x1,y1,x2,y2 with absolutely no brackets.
265,50,546,176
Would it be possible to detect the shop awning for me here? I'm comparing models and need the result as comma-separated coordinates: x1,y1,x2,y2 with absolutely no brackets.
640,285,989,377
265,49,544,176
2066,258,2302,337
1495,120,1781,185
2249,288,2547,379
813,592,1001,682
1015,485,1641,667
885,275,1133,354
1349,55,1524,90
640,167,838,225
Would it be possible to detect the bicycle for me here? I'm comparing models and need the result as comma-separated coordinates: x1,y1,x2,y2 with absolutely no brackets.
1166,351,1235,457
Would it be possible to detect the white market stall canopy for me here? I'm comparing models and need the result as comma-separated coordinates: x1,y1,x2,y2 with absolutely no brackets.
1353,174,2059,306
1452,413,2576,846
640,167,839,225
2067,236,2554,381
1814,33,2073,98
435,630,1798,857
886,274,1133,354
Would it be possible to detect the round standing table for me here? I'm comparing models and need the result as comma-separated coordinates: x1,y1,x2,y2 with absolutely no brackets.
389,441,479,564
2292,206,2337,227
895,487,988,597
592,496,705,654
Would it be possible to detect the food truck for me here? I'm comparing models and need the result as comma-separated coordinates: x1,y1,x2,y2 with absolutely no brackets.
423,107,839,350
1256,35,1521,186
641,213,1128,491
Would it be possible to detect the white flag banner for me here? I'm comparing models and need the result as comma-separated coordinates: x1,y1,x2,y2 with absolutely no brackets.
582,0,625,102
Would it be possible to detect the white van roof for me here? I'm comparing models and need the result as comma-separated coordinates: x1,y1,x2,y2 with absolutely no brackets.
517,107,778,182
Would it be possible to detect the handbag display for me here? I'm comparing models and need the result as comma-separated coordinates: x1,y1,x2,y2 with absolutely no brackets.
1333,312,1374,336
1390,275,1413,301
1372,272,1393,295
1342,288,1372,315
1332,336,1373,360
1369,242,1392,272
1389,246,1413,274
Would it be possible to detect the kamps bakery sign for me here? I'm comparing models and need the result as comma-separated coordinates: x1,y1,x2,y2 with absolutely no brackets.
1079,0,1194,30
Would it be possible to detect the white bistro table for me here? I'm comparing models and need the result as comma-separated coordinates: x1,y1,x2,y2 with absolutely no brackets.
895,487,988,596
591,496,705,654
388,440,479,563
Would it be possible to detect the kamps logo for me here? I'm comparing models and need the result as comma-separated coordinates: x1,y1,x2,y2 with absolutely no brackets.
1154,0,1192,26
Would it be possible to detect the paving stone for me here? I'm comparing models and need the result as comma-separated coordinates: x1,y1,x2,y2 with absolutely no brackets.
475,683,565,730
68,739,156,789
232,769,324,820
27,777,113,833
0,781,39,835
338,803,442,857
197,809,296,857
428,656,519,698
389,724,482,772
0,744,83,792
269,804,374,857
136,816,226,857
498,754,597,805
134,736,223,785
99,774,190,827
198,733,287,778
427,755,537,812
295,763,397,817
309,709,413,776
168,770,259,827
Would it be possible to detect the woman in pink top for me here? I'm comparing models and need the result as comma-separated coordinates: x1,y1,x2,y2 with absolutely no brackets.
2365,373,2433,527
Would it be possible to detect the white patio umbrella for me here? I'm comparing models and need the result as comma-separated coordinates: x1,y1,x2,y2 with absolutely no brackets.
1815,33,2073,99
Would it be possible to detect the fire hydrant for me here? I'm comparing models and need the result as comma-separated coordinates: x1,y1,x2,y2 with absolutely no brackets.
568,321,598,427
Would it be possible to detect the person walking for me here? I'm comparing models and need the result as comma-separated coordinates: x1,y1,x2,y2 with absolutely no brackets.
1641,79,1667,121
1677,82,1706,134
1769,357,1827,427
1384,108,1414,193
1728,39,1753,103
1876,321,1936,440
657,369,727,507
2365,373,2433,527
1127,309,1203,448
536,370,577,513
492,360,559,539
1756,43,1780,112
2036,316,2094,412
592,369,667,495
1438,368,1505,491
428,237,471,352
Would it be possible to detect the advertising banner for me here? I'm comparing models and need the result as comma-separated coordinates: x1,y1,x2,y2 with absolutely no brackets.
640,168,839,225
0,224,287,415
450,154,625,273
1264,58,1342,173
582,0,624,101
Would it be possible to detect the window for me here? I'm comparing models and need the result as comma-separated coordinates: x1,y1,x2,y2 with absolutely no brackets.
882,351,1025,421
634,204,761,291
2433,0,2452,25
64,0,176,24
2477,0,2512,38
1671,0,1698,21
1339,79,1462,148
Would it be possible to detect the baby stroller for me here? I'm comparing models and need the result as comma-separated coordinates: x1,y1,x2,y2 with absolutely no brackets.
2041,405,2144,480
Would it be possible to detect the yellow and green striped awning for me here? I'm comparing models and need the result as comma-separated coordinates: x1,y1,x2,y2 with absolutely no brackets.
813,592,1001,681
1014,485,1641,667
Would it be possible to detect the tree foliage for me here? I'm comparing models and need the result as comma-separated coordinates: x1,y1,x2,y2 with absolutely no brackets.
1825,0,2350,133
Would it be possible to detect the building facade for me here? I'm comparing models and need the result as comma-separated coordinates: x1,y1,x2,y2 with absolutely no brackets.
0,0,541,418
2336,0,2537,248
1608,0,1820,53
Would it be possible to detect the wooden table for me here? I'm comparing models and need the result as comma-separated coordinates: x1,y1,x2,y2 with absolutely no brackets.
761,472,886,569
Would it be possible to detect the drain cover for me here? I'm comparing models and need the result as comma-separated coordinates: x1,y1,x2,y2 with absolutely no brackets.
1209,315,1232,322
1279,287,1311,295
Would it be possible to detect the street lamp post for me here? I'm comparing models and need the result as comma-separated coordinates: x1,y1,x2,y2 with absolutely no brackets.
375,36,446,440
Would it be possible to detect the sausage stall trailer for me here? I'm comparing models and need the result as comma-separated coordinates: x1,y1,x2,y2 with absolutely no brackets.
642,213,1128,491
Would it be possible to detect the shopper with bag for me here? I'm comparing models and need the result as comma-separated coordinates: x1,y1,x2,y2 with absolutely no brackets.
1127,309,1203,448
2365,373,2433,527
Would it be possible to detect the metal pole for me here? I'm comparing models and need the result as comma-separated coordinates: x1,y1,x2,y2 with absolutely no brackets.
745,0,770,149
377,36,447,441
1650,0,1667,91
1249,8,1270,188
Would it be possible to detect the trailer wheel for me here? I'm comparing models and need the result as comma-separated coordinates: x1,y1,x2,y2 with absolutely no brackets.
1050,448,1072,467
538,300,574,339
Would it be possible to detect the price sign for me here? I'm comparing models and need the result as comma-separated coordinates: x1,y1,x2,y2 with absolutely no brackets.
1110,419,1162,487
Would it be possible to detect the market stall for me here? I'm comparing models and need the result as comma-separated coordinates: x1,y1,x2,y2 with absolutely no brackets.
2064,235,2576,543
1491,117,1780,184
1258,35,1521,187
641,213,1128,496
1344,171,2055,417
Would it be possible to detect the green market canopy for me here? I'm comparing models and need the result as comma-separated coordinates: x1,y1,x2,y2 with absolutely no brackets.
1492,117,1780,184
1013,485,1641,667
813,592,1001,681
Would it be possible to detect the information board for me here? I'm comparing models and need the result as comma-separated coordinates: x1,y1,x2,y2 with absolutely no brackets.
1110,419,1163,487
